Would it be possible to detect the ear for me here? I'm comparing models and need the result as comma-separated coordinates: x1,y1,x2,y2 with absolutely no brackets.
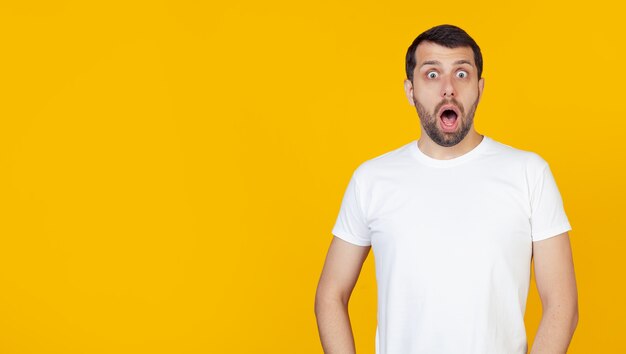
477,77,485,103
404,79,415,106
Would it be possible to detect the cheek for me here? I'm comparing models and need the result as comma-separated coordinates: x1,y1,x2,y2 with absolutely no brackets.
458,87,480,104
414,92,437,108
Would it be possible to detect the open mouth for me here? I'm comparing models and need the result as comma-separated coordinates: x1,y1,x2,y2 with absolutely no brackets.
440,109,458,127
437,105,460,129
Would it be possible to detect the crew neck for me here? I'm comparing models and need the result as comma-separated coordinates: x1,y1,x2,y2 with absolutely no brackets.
409,135,491,168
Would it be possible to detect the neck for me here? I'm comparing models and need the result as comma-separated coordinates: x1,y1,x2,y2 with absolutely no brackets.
417,130,484,160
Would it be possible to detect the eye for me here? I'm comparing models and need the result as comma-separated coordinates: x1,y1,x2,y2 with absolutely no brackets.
427,71,438,79
456,70,468,79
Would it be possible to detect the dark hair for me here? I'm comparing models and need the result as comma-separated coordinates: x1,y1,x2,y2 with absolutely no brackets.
405,24,483,82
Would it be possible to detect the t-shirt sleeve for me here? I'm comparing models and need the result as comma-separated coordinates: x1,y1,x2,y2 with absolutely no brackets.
528,157,572,242
331,167,371,246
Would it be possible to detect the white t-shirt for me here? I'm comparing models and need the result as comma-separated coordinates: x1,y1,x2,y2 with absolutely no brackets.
331,135,571,354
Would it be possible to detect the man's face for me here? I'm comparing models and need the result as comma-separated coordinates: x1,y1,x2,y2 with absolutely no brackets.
404,41,485,147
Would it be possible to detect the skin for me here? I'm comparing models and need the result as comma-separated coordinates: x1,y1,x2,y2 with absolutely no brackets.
315,237,370,354
530,232,579,353
403,41,485,159
315,41,578,353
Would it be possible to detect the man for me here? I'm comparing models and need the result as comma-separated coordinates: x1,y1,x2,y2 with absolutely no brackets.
315,25,578,354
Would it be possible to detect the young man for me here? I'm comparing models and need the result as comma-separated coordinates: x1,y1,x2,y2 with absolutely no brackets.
315,25,578,354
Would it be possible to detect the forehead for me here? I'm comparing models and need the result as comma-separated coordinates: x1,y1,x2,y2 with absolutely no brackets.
415,41,475,67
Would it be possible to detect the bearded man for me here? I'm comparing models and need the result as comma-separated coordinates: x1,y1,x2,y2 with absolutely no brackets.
315,24,578,354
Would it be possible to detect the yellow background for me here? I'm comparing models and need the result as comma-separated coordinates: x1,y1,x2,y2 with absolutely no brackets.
0,0,623,353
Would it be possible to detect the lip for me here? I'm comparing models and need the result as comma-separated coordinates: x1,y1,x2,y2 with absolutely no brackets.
437,104,461,118
439,116,459,132
437,104,460,132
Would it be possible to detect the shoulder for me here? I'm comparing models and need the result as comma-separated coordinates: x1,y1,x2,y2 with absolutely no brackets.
482,137,554,196
486,137,549,171
352,140,416,181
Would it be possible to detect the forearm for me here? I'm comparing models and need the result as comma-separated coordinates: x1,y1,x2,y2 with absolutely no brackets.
530,304,578,354
315,297,356,354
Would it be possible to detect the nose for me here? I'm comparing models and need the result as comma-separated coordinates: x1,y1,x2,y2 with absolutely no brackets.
441,75,456,98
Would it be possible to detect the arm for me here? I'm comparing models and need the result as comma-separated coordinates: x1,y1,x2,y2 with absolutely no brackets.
530,232,579,354
315,236,371,354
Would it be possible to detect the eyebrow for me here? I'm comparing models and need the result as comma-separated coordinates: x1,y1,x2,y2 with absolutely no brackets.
420,59,474,68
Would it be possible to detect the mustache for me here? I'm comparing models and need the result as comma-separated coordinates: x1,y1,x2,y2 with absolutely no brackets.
434,98,465,116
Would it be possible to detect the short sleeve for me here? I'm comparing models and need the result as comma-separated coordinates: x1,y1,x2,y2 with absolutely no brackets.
529,160,572,242
331,167,371,246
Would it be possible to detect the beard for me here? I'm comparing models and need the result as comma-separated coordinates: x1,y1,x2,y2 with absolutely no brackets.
413,95,479,147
